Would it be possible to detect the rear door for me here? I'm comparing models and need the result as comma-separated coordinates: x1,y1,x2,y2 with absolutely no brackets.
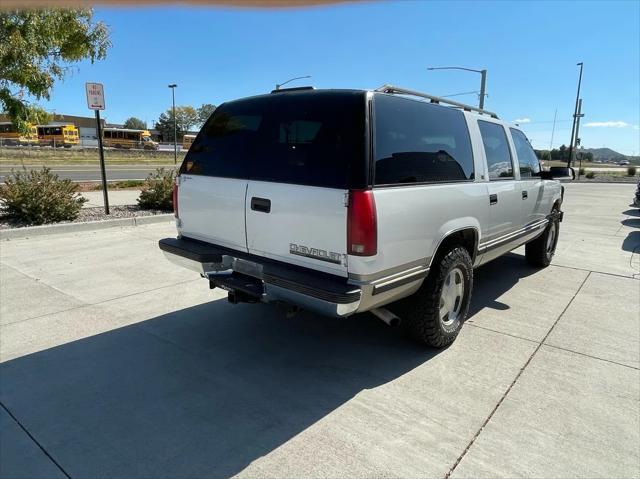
477,120,522,246
176,105,260,251
243,91,367,276
178,175,248,251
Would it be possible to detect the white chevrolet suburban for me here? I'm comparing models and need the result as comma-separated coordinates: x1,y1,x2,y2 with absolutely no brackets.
160,85,572,347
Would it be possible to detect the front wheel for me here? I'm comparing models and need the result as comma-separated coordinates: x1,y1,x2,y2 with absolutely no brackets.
525,211,560,267
392,247,473,348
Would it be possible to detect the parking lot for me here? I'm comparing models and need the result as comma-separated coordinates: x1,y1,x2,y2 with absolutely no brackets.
0,183,638,478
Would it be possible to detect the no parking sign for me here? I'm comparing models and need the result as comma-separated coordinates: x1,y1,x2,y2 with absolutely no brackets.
85,82,105,110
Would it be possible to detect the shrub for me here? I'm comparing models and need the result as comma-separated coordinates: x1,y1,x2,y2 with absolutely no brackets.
137,168,175,211
0,167,87,225
579,167,586,176
585,171,595,179
627,166,637,176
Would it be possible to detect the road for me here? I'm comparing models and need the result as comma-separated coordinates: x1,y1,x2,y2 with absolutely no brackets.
0,183,638,478
0,164,175,182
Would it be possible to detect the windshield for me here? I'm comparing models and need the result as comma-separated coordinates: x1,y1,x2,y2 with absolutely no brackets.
181,90,367,189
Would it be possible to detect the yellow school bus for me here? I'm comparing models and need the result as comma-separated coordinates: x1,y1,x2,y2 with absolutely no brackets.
103,128,158,150
182,134,196,150
37,124,80,147
0,122,39,146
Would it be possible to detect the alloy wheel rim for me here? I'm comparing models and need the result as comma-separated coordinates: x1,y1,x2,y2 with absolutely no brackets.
440,267,465,326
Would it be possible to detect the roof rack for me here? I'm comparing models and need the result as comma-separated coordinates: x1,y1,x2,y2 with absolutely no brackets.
374,84,499,119
271,86,315,94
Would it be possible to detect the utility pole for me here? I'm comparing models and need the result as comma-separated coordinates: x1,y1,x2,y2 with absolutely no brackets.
549,108,558,151
428,66,488,109
573,99,584,170
567,62,584,167
168,83,177,164
479,69,487,110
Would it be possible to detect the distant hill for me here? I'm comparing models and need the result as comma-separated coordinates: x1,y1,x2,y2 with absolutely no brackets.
579,147,628,160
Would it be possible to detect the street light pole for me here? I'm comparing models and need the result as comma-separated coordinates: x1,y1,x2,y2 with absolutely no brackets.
275,75,311,91
567,62,584,167
168,83,177,164
428,66,488,109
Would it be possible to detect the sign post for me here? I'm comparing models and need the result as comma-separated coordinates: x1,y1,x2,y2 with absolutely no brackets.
85,82,109,214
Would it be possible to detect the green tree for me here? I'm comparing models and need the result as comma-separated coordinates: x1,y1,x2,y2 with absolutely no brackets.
154,106,198,141
155,112,181,142
0,9,110,133
175,106,198,133
197,103,216,127
123,117,146,130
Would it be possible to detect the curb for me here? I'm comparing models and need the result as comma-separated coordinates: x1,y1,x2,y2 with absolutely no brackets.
1,214,174,240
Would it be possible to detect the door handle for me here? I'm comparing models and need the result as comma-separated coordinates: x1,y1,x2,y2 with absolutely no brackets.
489,194,498,205
251,197,271,213
522,190,528,199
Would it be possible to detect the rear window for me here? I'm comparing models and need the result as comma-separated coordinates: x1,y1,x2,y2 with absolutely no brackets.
373,93,474,186
181,90,367,189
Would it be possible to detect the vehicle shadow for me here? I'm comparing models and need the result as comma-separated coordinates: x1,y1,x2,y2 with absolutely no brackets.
467,252,538,315
0,253,542,478
0,298,436,478
622,231,640,253
621,207,640,254
622,218,640,229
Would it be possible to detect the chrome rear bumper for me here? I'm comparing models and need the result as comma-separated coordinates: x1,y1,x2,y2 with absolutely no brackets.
159,237,362,317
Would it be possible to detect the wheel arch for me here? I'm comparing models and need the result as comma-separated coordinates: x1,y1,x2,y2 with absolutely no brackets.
428,225,480,269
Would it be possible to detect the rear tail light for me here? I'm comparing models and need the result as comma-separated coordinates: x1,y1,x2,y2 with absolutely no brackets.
172,178,179,218
347,190,377,256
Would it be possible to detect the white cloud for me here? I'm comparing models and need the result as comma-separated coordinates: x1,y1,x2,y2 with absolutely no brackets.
633,125,640,130
513,118,531,124
584,121,630,128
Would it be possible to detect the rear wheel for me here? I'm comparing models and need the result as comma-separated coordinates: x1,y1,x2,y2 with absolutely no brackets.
392,246,473,348
525,211,559,267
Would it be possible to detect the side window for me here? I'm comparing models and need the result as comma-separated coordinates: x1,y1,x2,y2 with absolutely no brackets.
478,121,513,180
373,94,474,185
510,128,541,178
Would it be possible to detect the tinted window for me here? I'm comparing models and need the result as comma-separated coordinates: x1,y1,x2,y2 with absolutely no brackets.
373,94,474,185
478,121,513,179
510,128,540,178
181,91,367,188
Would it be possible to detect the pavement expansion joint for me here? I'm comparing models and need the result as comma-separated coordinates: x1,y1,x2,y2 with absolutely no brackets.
444,271,592,479
0,402,71,479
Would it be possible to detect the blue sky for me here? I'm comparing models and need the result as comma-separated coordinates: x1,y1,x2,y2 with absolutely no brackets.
37,0,639,154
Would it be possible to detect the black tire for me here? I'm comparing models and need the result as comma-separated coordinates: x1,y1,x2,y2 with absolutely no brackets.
525,210,559,267
392,246,473,348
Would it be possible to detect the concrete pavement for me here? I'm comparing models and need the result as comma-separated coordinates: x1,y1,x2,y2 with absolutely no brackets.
0,183,638,478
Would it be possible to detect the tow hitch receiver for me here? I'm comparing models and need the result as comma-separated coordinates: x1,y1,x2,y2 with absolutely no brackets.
208,271,264,304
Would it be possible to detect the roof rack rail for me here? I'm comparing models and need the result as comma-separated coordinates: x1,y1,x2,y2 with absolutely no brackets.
374,84,499,119
271,86,315,94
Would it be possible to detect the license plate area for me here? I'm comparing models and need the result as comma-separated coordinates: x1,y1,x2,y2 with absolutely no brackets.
231,257,264,279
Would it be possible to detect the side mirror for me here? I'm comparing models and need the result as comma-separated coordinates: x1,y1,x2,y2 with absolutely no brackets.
540,166,575,180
